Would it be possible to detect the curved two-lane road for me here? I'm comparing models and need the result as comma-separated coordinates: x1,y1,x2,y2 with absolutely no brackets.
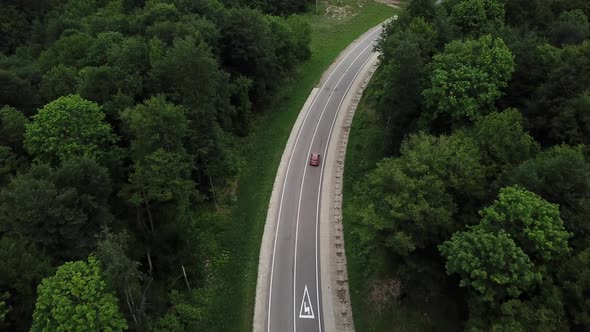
262,25,383,332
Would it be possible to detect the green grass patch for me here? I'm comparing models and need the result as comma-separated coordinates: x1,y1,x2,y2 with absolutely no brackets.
206,1,398,331
342,79,464,332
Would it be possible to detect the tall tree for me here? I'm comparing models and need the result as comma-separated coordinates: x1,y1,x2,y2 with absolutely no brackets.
471,109,539,176
449,0,505,36
440,227,541,304
30,255,127,332
0,159,113,260
218,7,278,103
422,35,514,125
0,237,52,332
39,64,79,102
121,95,188,159
96,231,147,329
24,94,115,164
550,9,590,47
354,132,485,257
509,145,590,244
0,105,28,154
559,247,590,329
526,41,590,146
478,186,571,262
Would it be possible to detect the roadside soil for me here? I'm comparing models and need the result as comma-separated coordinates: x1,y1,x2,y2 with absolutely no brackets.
374,0,403,8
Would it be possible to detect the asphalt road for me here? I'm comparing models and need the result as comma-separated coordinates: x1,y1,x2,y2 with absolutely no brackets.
265,26,383,332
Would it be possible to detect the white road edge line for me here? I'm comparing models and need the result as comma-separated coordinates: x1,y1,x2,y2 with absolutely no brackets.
267,26,382,332
316,42,378,332
294,40,377,332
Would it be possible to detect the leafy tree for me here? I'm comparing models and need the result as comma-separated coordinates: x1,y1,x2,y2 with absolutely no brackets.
121,149,195,277
0,159,113,260
266,15,306,75
149,35,227,112
422,35,515,124
77,65,134,103
0,146,18,186
449,0,505,36
125,149,193,222
478,186,571,262
374,38,423,154
551,0,590,18
468,284,568,331
0,105,28,153
354,132,485,257
440,227,540,304
0,237,52,332
218,7,278,103
286,16,311,62
559,247,590,329
0,69,36,111
0,292,8,328
108,36,150,75
374,18,437,153
38,32,95,71
96,231,146,329
551,92,590,146
406,0,438,22
550,9,590,47
121,95,187,159
86,31,125,67
498,28,554,111
509,145,590,243
30,255,127,332
526,41,590,146
0,5,29,54
152,290,206,332
504,0,553,30
471,109,539,175
39,64,79,102
24,94,115,164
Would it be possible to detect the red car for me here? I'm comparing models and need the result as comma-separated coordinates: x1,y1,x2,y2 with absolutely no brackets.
309,152,321,166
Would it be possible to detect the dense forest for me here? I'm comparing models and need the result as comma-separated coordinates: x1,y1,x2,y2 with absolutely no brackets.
349,0,590,330
0,0,314,330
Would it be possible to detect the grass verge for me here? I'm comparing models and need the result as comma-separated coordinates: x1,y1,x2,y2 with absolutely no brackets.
207,1,398,331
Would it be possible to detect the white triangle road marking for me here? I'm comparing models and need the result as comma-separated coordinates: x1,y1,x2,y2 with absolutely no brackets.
298,285,315,319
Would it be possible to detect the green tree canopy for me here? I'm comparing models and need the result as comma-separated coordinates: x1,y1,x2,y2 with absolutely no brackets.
423,35,515,123
440,227,541,303
121,95,187,159
30,255,127,332
509,145,590,242
470,284,568,332
471,109,539,174
374,37,424,154
24,94,115,164
449,0,505,36
354,132,485,257
39,65,79,103
38,32,95,71
558,247,590,329
0,237,52,332
218,7,278,102
0,105,28,153
526,41,590,146
0,159,113,260
550,9,590,47
479,186,571,262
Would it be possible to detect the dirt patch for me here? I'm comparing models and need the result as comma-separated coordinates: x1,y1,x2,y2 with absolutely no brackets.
325,4,357,20
374,0,404,8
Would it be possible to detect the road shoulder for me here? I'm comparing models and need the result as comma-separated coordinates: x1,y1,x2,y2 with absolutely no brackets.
253,86,319,332
320,51,381,332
